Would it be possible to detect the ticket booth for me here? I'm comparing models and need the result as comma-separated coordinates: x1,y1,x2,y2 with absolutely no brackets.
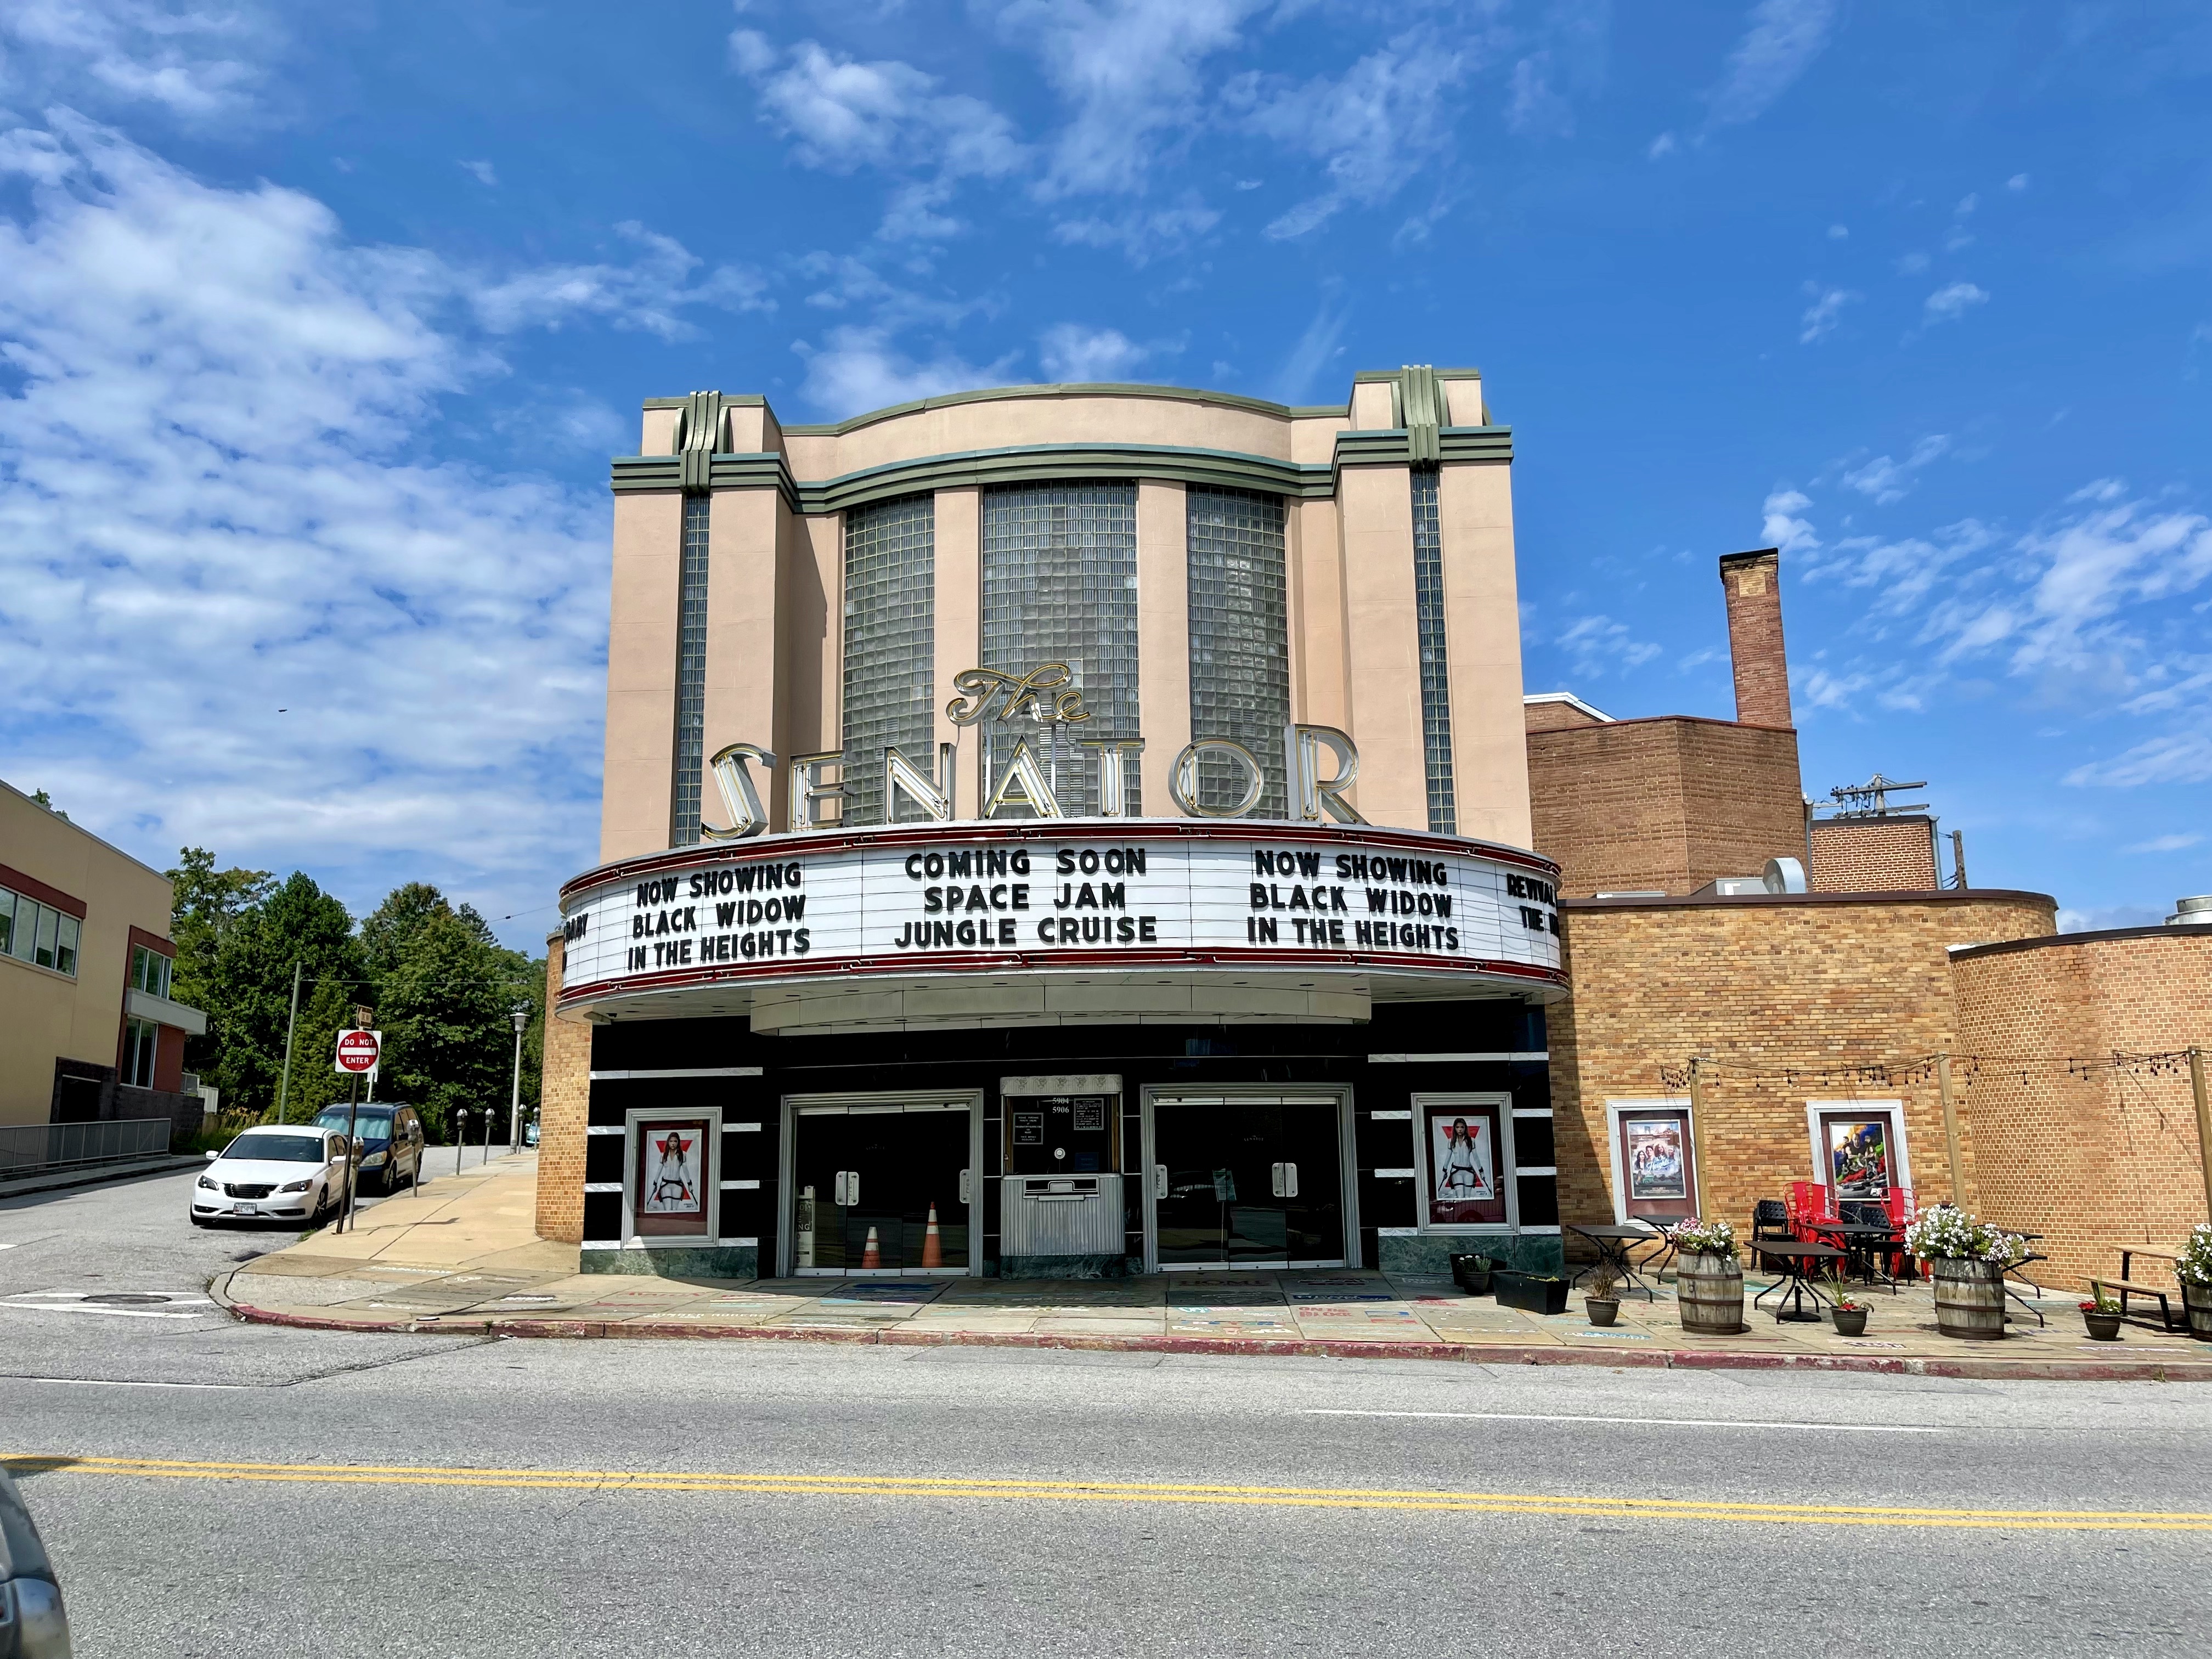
999,1075,1126,1276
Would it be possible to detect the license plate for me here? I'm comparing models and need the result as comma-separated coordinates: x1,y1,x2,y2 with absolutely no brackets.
234,1203,259,1216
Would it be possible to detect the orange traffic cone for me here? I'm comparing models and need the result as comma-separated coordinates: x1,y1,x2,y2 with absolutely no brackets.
861,1224,882,1269
920,1203,943,1268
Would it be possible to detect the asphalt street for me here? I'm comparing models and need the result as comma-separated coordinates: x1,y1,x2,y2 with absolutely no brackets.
4,1169,2209,1658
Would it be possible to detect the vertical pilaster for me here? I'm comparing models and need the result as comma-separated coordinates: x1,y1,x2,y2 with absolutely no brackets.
1336,465,1427,830
1438,461,1533,849
600,489,684,862
1135,479,1189,816
933,486,981,817
702,488,789,827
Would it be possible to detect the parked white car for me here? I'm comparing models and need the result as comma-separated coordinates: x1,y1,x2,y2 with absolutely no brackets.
190,1125,354,1226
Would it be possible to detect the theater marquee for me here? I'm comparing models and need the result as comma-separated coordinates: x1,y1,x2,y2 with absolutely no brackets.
557,820,1562,1015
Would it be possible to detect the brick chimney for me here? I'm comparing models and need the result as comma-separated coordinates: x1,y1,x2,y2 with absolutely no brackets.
1718,548,1792,728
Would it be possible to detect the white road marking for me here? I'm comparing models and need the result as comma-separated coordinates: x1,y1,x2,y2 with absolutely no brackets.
2,1376,260,1389
1301,1409,1946,1434
2,1293,216,1321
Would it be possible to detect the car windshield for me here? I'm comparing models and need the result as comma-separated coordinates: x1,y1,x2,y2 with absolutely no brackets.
314,1110,392,1140
223,1133,328,1164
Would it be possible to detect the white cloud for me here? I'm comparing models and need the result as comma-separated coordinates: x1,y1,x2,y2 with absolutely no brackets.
1646,130,1677,159
1839,433,1951,505
1037,323,1151,382
730,35,1023,239
2121,832,2204,854
2068,733,2212,788
1050,201,1220,263
792,324,1018,418
472,222,771,341
2006,173,2029,192
1894,251,1929,274
460,159,497,187
997,0,1262,198
1236,35,1479,240
1706,0,1837,128
1505,53,1573,138
0,0,274,121
0,114,613,928
1923,281,1989,323
1827,223,1848,239
1798,284,1857,342
1268,298,1349,403
1557,615,1662,678
1762,488,1820,555
2057,905,2166,932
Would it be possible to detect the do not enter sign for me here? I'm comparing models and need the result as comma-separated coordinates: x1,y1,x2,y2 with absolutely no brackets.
334,1029,382,1074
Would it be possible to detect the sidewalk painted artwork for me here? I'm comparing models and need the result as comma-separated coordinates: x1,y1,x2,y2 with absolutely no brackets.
1625,1118,1688,1201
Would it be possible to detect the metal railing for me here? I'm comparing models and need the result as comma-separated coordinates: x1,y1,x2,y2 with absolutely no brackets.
0,1118,175,1179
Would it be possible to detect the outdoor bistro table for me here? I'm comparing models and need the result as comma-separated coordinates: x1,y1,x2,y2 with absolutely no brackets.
1824,1221,1905,1291
1752,1241,1849,1322
1566,1222,1668,1300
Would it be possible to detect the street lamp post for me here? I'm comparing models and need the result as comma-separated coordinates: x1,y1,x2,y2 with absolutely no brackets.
507,1005,530,1154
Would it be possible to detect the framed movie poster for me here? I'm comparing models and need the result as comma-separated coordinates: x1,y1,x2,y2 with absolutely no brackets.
1605,1101,1697,1223
1823,1115,1892,1197
633,1118,710,1237
1420,1099,1508,1227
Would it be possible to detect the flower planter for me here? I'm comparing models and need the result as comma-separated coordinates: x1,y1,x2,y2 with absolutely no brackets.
2082,1311,2123,1342
1493,1271,1570,1316
1585,1296,1620,1327
1676,1252,1746,1335
2184,1282,2212,1342
1929,1257,2006,1340
1829,1306,1867,1338
1449,1254,1494,1296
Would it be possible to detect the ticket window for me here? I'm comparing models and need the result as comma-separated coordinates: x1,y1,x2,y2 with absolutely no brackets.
1006,1094,1119,1177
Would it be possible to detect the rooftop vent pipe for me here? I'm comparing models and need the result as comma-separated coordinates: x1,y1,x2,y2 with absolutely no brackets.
2169,895,2212,927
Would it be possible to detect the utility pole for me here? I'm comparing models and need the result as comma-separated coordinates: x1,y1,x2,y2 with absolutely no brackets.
2190,1048,2212,1222
1950,830,1969,890
507,1005,529,1153
1937,1053,1966,1207
272,960,302,1125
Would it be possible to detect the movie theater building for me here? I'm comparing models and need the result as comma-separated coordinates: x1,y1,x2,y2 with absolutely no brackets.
543,371,1576,1279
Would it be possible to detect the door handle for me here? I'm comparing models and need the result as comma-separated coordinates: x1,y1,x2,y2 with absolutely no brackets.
1270,1162,1285,1198
1284,1162,1299,1199
958,1167,973,1205
1154,1164,1169,1200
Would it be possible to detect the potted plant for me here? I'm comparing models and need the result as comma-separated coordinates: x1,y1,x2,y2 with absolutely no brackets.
2178,1223,2212,1342
1584,1263,1622,1327
1826,1277,1869,1337
1449,1253,1495,1296
1670,1216,1745,1335
2079,1288,2123,1342
1493,1269,1571,1315
1902,1204,2027,1341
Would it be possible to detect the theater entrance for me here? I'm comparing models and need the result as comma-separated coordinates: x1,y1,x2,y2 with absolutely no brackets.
1143,1088,1353,1270
782,1093,981,1276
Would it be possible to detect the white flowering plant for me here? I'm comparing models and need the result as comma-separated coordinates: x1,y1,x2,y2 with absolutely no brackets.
1669,1216,1737,1259
2177,1222,2212,1288
1901,1204,2027,1266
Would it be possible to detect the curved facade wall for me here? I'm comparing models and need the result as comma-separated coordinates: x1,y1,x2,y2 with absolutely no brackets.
1951,927,2212,1292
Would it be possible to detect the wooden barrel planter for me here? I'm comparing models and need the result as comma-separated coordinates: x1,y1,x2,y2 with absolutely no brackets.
1677,1252,1745,1335
1931,1257,2006,1340
2184,1283,2212,1342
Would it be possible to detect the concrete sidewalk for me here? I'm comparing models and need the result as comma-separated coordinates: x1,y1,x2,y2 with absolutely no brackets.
210,1154,2212,1381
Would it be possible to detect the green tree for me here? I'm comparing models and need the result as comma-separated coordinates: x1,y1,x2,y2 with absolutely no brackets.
362,884,536,1141
204,873,362,1119
167,848,275,1078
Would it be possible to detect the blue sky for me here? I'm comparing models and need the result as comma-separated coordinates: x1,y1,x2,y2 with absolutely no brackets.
1,1,2207,946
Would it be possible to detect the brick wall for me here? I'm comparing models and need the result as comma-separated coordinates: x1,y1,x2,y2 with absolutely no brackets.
1523,698,1607,733
1550,891,2056,1239
1719,549,1791,727
534,934,591,1245
1951,928,2211,1293
1526,716,1805,897
1809,817,1939,892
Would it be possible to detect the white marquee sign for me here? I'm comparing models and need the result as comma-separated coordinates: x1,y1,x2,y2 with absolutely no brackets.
558,821,1561,1008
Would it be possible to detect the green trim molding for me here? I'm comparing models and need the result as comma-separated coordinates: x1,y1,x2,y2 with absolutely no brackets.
1376,1232,1565,1278
611,428,1511,509
580,1243,760,1279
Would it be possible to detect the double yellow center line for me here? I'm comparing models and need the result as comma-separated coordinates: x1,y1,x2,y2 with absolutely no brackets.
7,1455,2206,1532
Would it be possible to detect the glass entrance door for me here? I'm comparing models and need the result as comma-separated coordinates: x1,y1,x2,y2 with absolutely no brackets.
1150,1094,1346,1268
791,1103,973,1274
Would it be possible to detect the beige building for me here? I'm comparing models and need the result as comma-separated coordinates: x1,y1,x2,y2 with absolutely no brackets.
0,778,206,1141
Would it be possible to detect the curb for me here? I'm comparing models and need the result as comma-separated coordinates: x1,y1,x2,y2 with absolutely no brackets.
207,1274,2212,1383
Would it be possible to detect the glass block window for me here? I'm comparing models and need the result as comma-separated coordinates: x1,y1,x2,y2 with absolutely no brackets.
668,495,711,847
1411,467,1457,834
981,483,1140,817
842,494,936,826
1187,487,1289,816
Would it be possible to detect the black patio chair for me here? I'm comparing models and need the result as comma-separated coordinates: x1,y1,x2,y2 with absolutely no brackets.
1750,1199,1794,1273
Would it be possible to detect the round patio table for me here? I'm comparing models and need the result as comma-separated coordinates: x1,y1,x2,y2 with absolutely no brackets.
1565,1222,1667,1299
1822,1221,1905,1291
1751,1241,1848,1323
